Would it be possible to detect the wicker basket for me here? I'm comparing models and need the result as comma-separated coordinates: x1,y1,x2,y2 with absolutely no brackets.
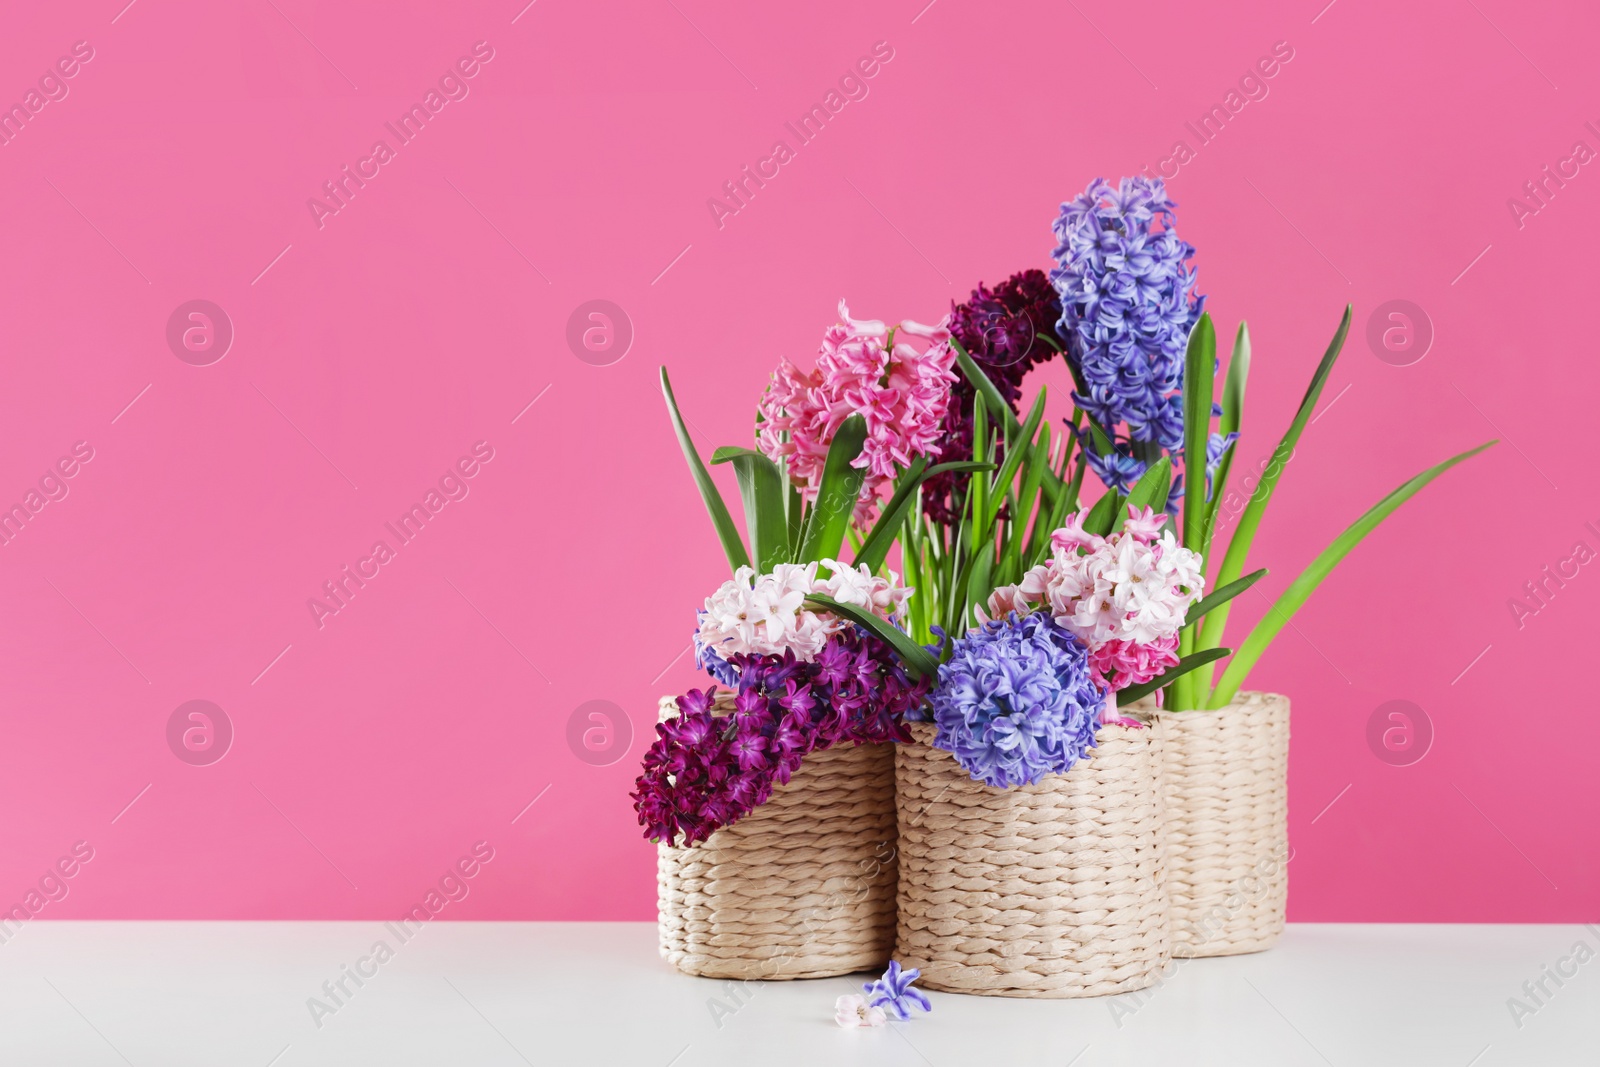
893,718,1171,998
1155,691,1290,958
655,694,897,980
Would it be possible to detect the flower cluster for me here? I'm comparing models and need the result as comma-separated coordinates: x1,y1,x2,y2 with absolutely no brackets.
988,506,1204,692
758,301,958,526
633,626,931,845
926,611,1104,788
1050,176,1202,453
693,561,911,672
923,270,1065,526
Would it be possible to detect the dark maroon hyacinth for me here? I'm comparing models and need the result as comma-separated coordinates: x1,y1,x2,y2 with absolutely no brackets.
922,270,1066,526
632,628,931,846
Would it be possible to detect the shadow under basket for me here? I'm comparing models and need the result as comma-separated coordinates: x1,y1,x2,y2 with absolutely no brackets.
655,695,897,980
893,718,1170,998
1155,691,1290,958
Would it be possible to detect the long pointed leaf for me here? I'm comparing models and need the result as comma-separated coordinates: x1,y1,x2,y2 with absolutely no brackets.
1210,439,1496,706
711,447,788,571
1012,429,1051,572
1030,455,1080,568
1196,306,1351,666
1203,322,1250,557
1193,322,1252,698
1182,314,1217,552
660,367,749,572
797,414,868,564
983,388,1048,528
1116,648,1231,707
1116,456,1173,531
1081,488,1123,537
1178,316,1217,714
804,594,939,678
1184,567,1267,626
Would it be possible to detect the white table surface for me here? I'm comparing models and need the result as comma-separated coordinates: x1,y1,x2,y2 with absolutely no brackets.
0,922,1593,1065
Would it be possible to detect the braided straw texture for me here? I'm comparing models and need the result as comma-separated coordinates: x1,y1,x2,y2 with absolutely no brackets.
1155,691,1290,957
894,719,1171,998
655,695,897,980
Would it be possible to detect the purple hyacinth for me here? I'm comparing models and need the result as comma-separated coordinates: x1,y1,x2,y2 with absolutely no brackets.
633,627,932,845
927,612,1104,788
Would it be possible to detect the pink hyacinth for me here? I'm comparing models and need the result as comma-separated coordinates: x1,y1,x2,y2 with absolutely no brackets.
1089,634,1181,693
986,504,1204,719
758,301,958,526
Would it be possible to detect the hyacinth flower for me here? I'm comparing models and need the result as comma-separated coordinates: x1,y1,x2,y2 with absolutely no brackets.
757,301,960,528
834,994,887,1029
1050,175,1235,507
984,505,1206,718
924,611,1105,787
863,961,932,1021
632,624,931,846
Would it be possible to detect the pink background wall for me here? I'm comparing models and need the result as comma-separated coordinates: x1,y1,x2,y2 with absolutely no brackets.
1,0,1594,923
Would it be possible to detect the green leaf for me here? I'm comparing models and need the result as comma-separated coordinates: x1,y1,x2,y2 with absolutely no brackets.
1116,648,1231,707
660,367,750,573
1029,457,1079,568
1196,306,1351,673
1182,314,1217,553
796,414,868,564
1116,456,1173,531
1209,439,1497,707
1202,322,1250,558
855,459,996,574
1184,567,1267,626
971,392,990,526
965,548,994,615
1081,488,1123,538
983,388,1048,528
804,594,939,678
1064,449,1088,507
711,447,788,571
1012,430,1051,572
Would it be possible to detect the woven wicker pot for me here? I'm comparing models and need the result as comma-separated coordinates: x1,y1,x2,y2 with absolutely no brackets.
1156,691,1290,958
894,718,1171,998
655,695,897,980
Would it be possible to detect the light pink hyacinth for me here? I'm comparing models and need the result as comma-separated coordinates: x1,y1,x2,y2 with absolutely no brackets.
697,560,913,663
757,301,958,526
985,505,1204,711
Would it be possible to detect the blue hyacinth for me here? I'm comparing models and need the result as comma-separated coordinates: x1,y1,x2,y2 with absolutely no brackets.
1051,175,1203,452
864,960,932,1021
928,612,1103,788
1053,176,1236,504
